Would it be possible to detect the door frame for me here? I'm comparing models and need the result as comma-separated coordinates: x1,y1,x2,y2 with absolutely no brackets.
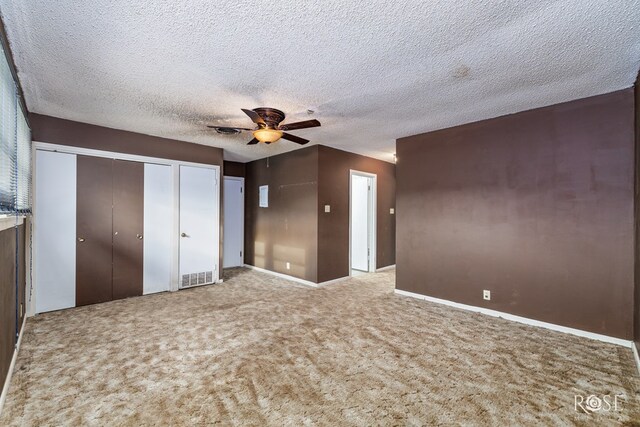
32,142,221,313
223,176,245,268
349,170,377,274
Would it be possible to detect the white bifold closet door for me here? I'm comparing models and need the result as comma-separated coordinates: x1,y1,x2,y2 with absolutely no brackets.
34,150,77,313
179,165,219,287
143,163,173,294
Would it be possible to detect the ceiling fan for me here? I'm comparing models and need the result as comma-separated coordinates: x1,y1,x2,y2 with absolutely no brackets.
208,108,321,145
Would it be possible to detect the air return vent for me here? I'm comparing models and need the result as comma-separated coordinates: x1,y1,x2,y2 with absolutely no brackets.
180,271,214,288
214,127,242,135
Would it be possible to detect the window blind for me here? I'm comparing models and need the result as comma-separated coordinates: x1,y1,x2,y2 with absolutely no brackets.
16,108,30,212
0,42,31,214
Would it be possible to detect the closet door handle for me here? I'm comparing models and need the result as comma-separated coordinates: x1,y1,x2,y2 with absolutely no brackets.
136,234,143,240
181,232,189,238
78,237,85,243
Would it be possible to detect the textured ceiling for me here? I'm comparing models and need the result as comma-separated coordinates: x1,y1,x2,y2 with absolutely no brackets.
2,1,639,162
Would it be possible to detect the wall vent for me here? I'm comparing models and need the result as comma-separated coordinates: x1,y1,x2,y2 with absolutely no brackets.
181,271,214,288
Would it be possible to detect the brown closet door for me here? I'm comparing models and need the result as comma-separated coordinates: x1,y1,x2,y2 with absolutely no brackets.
112,160,144,300
76,156,113,306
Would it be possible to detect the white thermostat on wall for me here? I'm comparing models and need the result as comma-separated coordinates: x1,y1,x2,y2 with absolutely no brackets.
259,185,269,207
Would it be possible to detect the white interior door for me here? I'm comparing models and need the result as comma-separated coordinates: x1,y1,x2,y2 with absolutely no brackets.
34,150,77,313
179,165,219,287
351,174,370,272
143,163,172,294
223,177,244,268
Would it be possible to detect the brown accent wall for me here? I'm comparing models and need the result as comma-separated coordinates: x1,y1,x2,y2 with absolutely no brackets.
30,114,223,165
0,223,26,391
317,146,396,282
224,161,246,178
397,89,635,339
244,145,396,283
18,222,26,329
245,147,319,282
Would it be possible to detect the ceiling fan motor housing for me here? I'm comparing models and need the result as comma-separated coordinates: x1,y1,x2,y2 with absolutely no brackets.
253,107,286,128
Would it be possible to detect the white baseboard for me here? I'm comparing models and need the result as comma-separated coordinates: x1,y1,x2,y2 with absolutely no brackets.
0,318,27,417
394,289,633,349
632,342,640,376
243,265,319,287
316,276,350,287
243,265,350,288
376,264,396,272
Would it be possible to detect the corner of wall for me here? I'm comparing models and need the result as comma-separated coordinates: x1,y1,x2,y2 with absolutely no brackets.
634,70,640,355
243,146,320,284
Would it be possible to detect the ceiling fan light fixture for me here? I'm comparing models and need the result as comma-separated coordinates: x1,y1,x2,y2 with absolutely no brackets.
253,128,283,143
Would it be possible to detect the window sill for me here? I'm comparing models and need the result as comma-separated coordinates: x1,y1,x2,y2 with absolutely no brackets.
0,215,25,232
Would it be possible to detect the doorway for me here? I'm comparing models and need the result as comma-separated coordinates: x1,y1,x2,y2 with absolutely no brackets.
350,170,376,275
223,176,245,268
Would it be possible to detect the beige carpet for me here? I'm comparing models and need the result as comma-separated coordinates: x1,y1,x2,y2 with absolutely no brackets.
1,268,638,426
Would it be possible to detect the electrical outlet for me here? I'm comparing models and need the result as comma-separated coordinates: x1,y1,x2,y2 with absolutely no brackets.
325,205,331,213
483,290,491,301
390,208,395,214
286,262,290,270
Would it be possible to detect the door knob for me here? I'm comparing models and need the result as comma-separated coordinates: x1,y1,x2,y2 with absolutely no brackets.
181,232,188,238
137,234,143,240
78,237,85,242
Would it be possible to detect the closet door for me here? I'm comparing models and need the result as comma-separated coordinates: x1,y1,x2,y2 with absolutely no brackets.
76,155,113,306
143,163,172,294
112,160,144,300
179,165,219,287
34,150,77,313
223,177,244,268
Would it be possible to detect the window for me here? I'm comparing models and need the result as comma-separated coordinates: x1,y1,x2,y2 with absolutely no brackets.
0,43,31,214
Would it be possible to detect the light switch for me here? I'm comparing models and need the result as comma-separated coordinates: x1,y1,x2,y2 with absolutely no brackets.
325,205,331,213
390,208,395,214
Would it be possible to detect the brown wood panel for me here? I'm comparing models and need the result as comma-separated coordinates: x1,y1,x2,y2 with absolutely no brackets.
0,226,17,390
17,222,25,327
76,155,113,306
112,160,144,300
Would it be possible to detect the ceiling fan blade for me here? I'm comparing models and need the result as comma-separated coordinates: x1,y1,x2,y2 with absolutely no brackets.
281,132,309,145
247,138,259,145
207,125,254,131
241,109,266,125
278,119,321,131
